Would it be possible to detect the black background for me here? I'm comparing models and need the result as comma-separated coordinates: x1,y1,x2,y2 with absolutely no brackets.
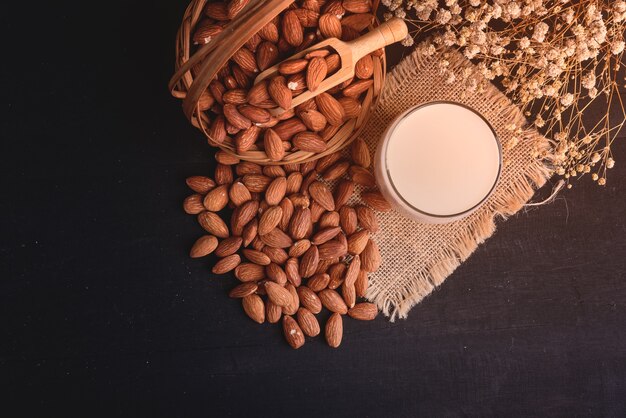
2,1,626,417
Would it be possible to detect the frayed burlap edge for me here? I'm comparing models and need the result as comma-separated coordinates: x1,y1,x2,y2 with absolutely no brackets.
360,47,555,321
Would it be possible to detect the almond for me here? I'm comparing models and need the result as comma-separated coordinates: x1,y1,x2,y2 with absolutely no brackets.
312,226,342,245
298,109,327,131
231,200,259,236
231,64,251,89
347,230,369,255
302,0,321,12
299,169,318,195
274,118,307,140
343,0,371,12
263,165,286,178
344,255,361,287
325,53,341,74
234,262,265,282
242,174,272,192
341,13,374,31
242,294,265,324
198,90,215,111
204,2,228,20
285,257,302,287
186,176,216,194
208,115,227,144
332,180,353,209
293,132,327,153
355,54,374,79
319,211,340,229
198,211,229,238
266,300,282,323
229,181,252,206
325,312,343,348
259,227,293,248
242,249,271,266
319,13,342,38
362,191,393,212
282,315,305,349
315,92,345,126
297,286,322,313
247,80,271,105
238,105,271,123
245,32,262,52
289,206,312,240
258,205,283,235
262,281,289,307
309,201,325,223
223,103,252,130
307,273,330,292
202,184,229,211
322,161,350,181
355,269,368,297
215,163,234,185
190,235,218,258
350,138,371,167
342,78,374,97
231,47,258,73
300,159,317,175
262,129,284,162
339,206,358,235
342,281,356,308
236,161,262,175
338,97,362,119
279,59,309,75
256,41,279,71
251,236,265,251
308,181,335,211
361,239,381,272
306,57,328,92
222,89,248,105
299,245,320,278
212,253,241,274
262,246,289,265
235,125,261,153
266,263,287,285
294,8,320,27
229,282,258,299
193,20,224,45
318,289,348,314
318,240,347,260
215,236,243,257
209,80,226,105
258,21,279,43
355,205,378,232
286,172,303,194
262,177,285,206
279,197,295,230
297,307,320,337
348,302,378,320
282,10,304,46
285,237,310,258
328,262,347,289
184,194,205,215
283,283,300,315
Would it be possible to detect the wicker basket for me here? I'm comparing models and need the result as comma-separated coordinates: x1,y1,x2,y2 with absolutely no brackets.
169,0,385,165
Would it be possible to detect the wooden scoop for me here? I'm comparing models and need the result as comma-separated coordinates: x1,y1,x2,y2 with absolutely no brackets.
254,17,408,116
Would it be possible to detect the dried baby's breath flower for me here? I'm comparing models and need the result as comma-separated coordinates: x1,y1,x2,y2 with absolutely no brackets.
391,0,626,186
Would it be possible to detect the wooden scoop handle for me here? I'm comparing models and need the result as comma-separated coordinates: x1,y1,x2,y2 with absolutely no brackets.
349,18,408,62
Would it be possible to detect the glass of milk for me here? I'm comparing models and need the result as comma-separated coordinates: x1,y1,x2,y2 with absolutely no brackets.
374,102,502,224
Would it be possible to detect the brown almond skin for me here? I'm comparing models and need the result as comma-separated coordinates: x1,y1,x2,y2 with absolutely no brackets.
344,255,361,288
266,300,283,324
315,92,345,126
334,180,355,209
362,191,393,212
343,0,372,13
263,165,286,178
186,176,216,194
349,165,376,188
355,205,378,232
322,161,350,181
299,109,327,132
215,236,243,257
256,41,279,71
279,58,309,75
198,212,229,238
260,227,293,249
235,262,266,282
339,206,358,235
297,286,322,314
268,76,292,110
258,206,283,236
348,302,378,320
229,182,252,207
299,245,320,278
190,235,219,258
318,240,347,260
328,262,346,290
355,269,368,297
242,249,271,266
342,281,356,308
266,263,287,285
307,57,328,92
265,281,292,307
184,194,205,215
325,312,343,348
289,207,312,240
361,239,381,272
242,294,265,324
347,230,369,255
351,138,371,168
262,246,289,265
319,13,342,38
203,184,229,212
309,181,335,211
319,211,340,229
264,129,285,162
242,219,258,247
286,172,303,195
279,198,295,231
229,282,258,299
307,273,330,292
355,54,374,79
318,289,348,314
285,257,302,287
265,177,287,206
283,284,300,315
212,254,241,274
215,163,234,185
283,315,305,349
312,226,342,245
297,307,320,337
282,10,304,46
293,132,327,153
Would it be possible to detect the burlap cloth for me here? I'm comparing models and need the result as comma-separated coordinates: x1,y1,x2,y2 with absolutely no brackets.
352,46,554,321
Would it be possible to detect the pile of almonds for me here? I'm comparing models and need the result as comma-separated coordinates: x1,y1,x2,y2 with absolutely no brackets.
192,0,380,160
183,139,392,348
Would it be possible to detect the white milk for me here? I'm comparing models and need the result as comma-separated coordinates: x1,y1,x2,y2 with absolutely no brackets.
375,102,501,224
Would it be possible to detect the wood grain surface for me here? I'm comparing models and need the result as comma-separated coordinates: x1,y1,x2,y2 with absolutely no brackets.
1,1,625,417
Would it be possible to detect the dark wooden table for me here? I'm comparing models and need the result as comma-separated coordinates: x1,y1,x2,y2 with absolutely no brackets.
2,1,625,416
